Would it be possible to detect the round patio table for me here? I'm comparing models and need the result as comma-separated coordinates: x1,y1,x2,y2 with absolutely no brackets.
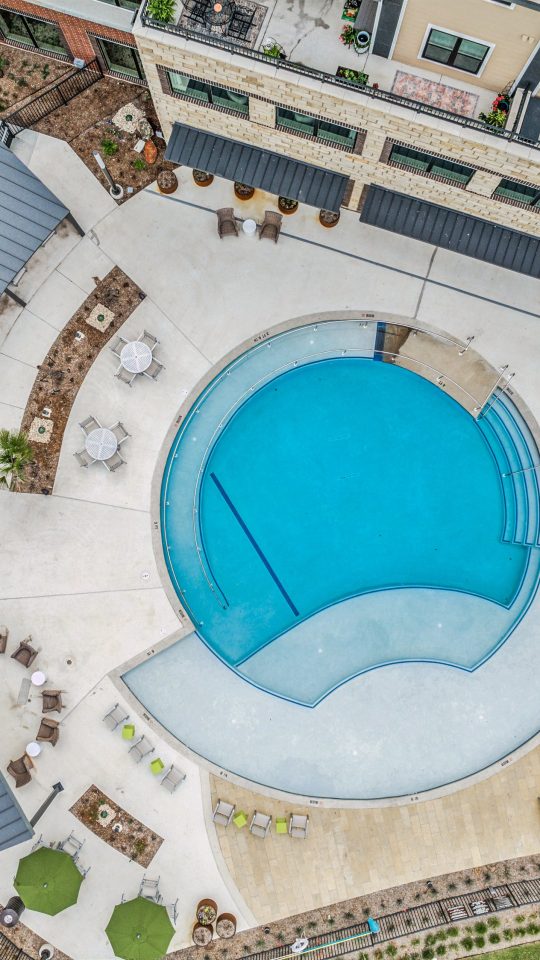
120,341,152,374
85,428,118,461
242,218,257,236
26,742,41,758
31,670,47,686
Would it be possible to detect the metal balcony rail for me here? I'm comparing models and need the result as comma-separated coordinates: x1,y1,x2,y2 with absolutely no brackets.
3,59,103,136
140,1,539,151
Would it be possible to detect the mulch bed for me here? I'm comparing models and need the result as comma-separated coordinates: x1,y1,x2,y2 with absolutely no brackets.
0,905,72,960
33,76,144,143
0,43,69,115
19,267,144,494
70,784,163,868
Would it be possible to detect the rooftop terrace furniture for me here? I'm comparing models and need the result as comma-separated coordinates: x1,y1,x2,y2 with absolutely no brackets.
122,723,135,740
139,875,161,903
143,357,164,381
260,210,283,243
160,764,186,792
110,335,129,358
58,831,85,859
74,449,95,468
0,625,8,653
11,639,38,669
17,677,31,705
129,735,155,763
36,717,59,746
109,421,130,445
150,757,165,775
166,899,179,924
103,703,129,730
275,817,287,834
7,755,32,788
103,450,125,472
232,810,247,828
289,813,309,838
138,330,159,350
79,415,101,435
213,799,235,826
249,811,271,838
217,207,239,238
31,833,46,851
42,690,63,713
115,365,137,386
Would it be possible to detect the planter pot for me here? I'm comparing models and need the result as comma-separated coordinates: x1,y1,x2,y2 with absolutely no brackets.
143,140,158,165
193,923,213,946
196,898,218,925
157,170,178,195
216,913,237,938
192,169,214,187
278,197,299,215
234,182,255,200
319,209,340,228
354,29,371,51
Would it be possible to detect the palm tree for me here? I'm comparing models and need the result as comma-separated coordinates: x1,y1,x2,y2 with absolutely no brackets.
0,429,34,490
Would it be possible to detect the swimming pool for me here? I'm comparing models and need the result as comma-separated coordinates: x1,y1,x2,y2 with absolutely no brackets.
157,321,540,706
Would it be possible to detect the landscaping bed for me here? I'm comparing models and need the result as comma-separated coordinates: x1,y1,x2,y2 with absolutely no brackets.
70,784,163,867
19,267,144,494
0,44,69,114
33,75,143,143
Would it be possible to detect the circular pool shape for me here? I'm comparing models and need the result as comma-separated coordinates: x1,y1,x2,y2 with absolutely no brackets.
125,319,540,800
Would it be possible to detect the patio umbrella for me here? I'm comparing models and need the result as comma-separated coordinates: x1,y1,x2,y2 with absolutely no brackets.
105,897,175,960
14,847,83,915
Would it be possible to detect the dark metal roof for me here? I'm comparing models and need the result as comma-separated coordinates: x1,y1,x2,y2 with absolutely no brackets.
0,771,33,852
520,96,540,143
165,123,349,211
0,143,69,296
360,185,540,278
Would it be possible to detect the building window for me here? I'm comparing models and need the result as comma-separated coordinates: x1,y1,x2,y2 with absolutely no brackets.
422,28,490,75
95,37,146,80
167,71,249,114
388,144,474,185
493,179,540,207
0,11,68,55
276,107,357,149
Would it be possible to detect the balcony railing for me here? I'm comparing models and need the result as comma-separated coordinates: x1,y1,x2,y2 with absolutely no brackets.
139,0,539,152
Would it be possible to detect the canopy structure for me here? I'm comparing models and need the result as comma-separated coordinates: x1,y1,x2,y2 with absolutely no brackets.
164,122,349,212
15,847,83,915
0,143,69,297
106,897,175,960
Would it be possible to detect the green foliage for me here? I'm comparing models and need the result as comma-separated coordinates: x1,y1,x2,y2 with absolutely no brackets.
0,429,33,490
435,947,446,956
460,938,473,951
421,949,434,960
42,64,50,79
446,929,458,938
17,77,28,87
101,138,118,156
487,917,500,928
474,936,485,948
275,932,285,942
479,108,507,128
474,922,487,934
146,0,176,22
488,933,500,944
503,929,514,940
263,41,285,58
386,947,397,957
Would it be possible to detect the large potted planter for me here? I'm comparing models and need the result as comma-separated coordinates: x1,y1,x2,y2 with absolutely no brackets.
319,209,340,228
234,181,255,200
157,169,178,194
216,913,237,938
193,924,213,946
196,899,217,925
278,196,299,215
354,29,371,52
192,169,214,187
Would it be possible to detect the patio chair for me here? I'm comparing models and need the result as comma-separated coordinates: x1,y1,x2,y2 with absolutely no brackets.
138,330,159,351
11,638,38,669
0,625,8,653
129,736,155,763
102,450,125,472
79,415,101,435
259,210,283,243
36,717,59,746
109,334,129,358
139,875,161,903
31,833,46,852
217,208,239,239
58,831,85,859
165,899,179,924
160,765,186,793
115,365,137,387
109,421,130,445
75,861,91,878
213,799,235,826
289,814,309,838
7,755,32,788
42,690,63,713
74,449,95,468
249,811,271,838
143,357,164,381
103,703,129,730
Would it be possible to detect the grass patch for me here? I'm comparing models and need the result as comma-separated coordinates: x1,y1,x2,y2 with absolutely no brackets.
467,945,540,960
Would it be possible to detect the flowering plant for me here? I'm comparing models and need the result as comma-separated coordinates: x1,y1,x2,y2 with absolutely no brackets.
479,108,507,128
492,93,510,112
340,25,357,46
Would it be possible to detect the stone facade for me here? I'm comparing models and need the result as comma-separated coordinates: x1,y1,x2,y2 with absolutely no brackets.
135,25,540,233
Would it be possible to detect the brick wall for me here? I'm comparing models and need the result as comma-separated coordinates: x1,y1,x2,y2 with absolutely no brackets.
0,0,135,61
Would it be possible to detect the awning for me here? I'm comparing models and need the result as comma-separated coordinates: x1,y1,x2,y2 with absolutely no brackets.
165,122,349,211
0,143,69,296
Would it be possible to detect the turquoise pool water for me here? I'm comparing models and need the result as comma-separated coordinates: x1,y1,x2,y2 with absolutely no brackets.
159,323,540,705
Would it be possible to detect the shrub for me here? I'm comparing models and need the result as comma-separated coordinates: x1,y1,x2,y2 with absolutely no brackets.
503,929,513,941
132,157,146,171
386,946,397,957
488,933,500,944
255,939,265,948
473,922,487,934
435,947,446,956
460,938,473,951
473,936,485,948
146,0,176,21
421,950,434,960
295,927,303,936
101,138,118,156
526,923,540,935
487,917,500,928
446,929,458,938
344,911,355,920
425,935,436,947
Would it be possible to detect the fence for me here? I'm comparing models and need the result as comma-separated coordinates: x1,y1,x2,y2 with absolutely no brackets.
0,933,31,960
2,59,103,136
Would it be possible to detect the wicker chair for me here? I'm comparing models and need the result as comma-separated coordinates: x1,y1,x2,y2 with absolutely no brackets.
7,755,32,788
42,690,63,713
259,210,283,243
36,717,60,746
217,208,239,239
11,638,38,668
0,625,8,654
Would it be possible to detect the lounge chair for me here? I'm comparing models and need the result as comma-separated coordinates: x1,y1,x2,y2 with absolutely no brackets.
79,415,101,435
129,736,155,763
249,811,271,838
143,357,164,381
139,875,161,902
11,639,38,669
115,365,137,386
42,690,63,713
7,755,32,788
259,210,283,243
0,625,8,653
138,330,159,350
103,703,129,730
160,765,186,793
213,800,235,826
36,717,59,746
74,449,95,468
109,421,130,445
217,208,239,238
289,814,309,838
109,335,128,358
102,450,125,472
58,831,85,859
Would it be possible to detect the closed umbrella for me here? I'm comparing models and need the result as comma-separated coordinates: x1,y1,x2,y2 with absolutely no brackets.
14,847,83,915
106,897,175,960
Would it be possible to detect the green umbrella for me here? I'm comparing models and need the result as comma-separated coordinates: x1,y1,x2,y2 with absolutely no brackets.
14,847,84,915
106,897,175,960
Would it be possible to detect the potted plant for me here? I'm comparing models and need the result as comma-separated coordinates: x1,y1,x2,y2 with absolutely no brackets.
193,924,213,946
336,66,369,85
143,140,158,165
0,430,34,490
354,29,371,51
278,196,299,214
234,181,255,200
196,899,217,925
192,169,214,186
262,40,286,59
319,209,340,228
341,0,359,21
146,0,176,22
216,914,237,938
479,108,507,128
157,169,178,194
340,25,357,48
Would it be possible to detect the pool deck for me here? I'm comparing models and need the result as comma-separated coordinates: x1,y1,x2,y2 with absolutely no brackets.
0,129,540,955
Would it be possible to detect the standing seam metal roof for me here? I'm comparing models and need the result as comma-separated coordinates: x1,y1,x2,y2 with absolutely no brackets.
164,123,349,212
0,771,33,852
0,143,69,295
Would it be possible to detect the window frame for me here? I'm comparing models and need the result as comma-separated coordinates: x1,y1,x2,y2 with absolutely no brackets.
164,68,250,117
386,142,474,187
92,35,146,83
275,106,360,152
418,24,494,77
492,178,540,209
0,8,70,58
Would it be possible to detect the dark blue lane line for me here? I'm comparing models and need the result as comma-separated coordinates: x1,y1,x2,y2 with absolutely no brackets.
210,472,300,617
